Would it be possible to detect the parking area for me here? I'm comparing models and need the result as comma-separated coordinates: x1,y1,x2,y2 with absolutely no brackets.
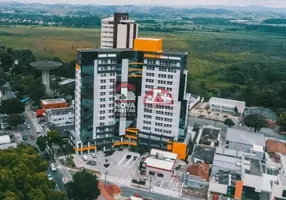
73,150,143,180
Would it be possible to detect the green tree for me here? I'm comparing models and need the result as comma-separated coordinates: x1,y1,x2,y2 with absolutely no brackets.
0,144,65,200
243,114,267,132
37,136,47,152
0,99,25,114
0,51,14,67
28,78,46,103
47,131,64,157
224,118,235,127
47,131,64,147
7,114,23,128
278,112,286,132
65,170,100,200
0,78,6,87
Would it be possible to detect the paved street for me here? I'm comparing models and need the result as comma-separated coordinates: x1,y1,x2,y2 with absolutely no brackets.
121,186,184,200
47,168,65,192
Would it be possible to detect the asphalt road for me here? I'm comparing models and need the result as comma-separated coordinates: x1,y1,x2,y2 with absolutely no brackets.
120,186,203,200
47,168,65,192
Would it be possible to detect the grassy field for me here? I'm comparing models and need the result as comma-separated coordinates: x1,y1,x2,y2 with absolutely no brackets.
1,25,286,96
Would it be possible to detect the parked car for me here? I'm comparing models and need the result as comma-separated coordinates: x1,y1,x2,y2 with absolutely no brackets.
30,135,35,140
50,163,57,172
82,155,88,161
48,174,53,180
87,160,96,166
23,135,28,141
90,153,96,158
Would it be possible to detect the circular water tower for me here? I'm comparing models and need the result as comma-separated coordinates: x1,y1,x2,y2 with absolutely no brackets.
30,61,62,95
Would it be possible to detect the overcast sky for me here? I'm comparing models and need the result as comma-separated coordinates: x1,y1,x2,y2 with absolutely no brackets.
1,0,286,7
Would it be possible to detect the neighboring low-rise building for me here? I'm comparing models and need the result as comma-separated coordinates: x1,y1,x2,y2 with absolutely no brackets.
208,97,245,116
226,128,265,159
40,98,68,109
143,149,178,181
196,125,221,147
45,107,74,127
0,135,17,150
190,145,216,165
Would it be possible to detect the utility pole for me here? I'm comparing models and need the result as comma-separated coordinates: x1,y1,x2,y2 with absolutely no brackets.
149,177,152,198
104,172,107,189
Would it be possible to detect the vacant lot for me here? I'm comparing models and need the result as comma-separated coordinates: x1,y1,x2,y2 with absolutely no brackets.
1,26,286,100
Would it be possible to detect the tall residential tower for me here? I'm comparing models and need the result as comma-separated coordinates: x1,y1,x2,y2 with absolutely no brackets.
74,38,191,159
101,13,138,49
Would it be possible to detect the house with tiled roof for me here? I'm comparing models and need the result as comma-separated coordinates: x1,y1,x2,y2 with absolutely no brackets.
187,162,210,181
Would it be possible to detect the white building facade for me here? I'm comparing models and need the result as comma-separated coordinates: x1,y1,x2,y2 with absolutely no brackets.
101,13,138,49
74,43,190,155
45,107,74,127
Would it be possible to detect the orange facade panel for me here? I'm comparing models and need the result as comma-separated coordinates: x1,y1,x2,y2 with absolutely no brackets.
234,181,243,200
134,38,163,53
75,146,96,151
172,142,187,160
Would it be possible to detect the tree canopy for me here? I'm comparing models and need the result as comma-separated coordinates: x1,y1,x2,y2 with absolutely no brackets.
224,118,235,127
0,144,66,200
7,114,24,128
278,112,286,132
243,114,268,132
0,98,25,114
65,170,100,200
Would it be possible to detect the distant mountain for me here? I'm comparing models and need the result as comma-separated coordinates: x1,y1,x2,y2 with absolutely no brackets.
0,2,285,20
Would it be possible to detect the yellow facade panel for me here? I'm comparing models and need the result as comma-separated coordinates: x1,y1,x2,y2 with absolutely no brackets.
76,64,80,70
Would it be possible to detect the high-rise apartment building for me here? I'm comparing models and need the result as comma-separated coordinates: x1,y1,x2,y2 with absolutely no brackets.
74,38,191,159
101,13,138,49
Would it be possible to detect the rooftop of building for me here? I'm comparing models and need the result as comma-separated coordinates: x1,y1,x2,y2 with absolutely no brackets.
187,162,209,181
192,145,216,164
136,37,162,41
144,149,177,171
209,97,246,113
215,147,243,158
46,107,74,116
242,156,263,176
77,47,187,56
0,135,11,144
213,170,241,187
41,98,66,105
226,128,265,147
212,151,242,173
199,125,221,146
98,181,121,200
58,78,75,86
266,139,286,155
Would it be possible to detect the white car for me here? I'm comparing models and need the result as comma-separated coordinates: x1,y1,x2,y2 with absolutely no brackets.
50,163,57,172
82,155,88,161
48,174,53,180
90,153,96,158
27,124,30,129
